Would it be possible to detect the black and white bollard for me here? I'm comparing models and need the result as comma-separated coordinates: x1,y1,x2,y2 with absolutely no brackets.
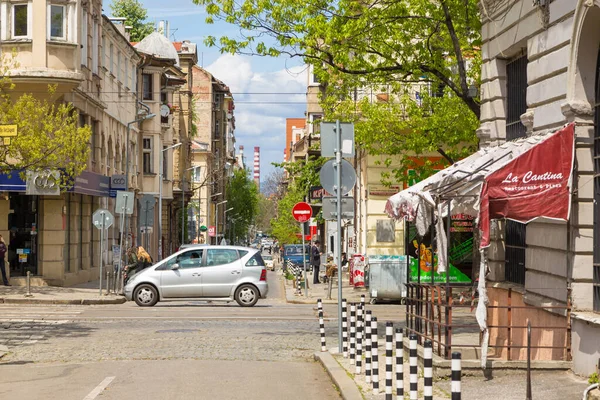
360,294,366,310
371,317,379,394
355,313,363,375
350,303,356,365
385,322,394,400
342,299,348,358
296,270,302,295
395,328,404,400
424,340,433,400
452,352,462,400
409,334,418,400
318,300,326,352
365,310,372,384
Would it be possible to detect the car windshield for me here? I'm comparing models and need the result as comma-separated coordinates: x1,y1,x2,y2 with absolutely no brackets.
285,246,307,255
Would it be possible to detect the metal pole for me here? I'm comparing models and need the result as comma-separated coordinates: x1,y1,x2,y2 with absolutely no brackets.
99,213,104,296
302,222,307,297
526,319,532,400
25,271,32,297
118,198,126,294
158,149,163,261
336,119,343,353
181,175,185,246
216,203,219,245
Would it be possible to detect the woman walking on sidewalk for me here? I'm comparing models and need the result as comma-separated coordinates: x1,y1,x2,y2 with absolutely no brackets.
0,235,10,286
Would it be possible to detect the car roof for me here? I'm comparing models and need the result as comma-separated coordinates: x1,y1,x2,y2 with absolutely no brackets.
179,245,258,252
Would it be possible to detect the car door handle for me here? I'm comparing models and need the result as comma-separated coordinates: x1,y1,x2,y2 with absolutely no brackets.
231,271,240,274
192,273,202,277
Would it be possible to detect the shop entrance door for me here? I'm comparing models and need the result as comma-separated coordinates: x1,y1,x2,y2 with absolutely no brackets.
8,194,38,276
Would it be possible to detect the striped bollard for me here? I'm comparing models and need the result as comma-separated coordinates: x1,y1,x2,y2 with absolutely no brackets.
342,299,348,358
424,340,433,400
371,317,379,394
409,334,418,400
360,294,366,312
350,303,356,365
355,316,362,374
365,311,372,384
318,300,326,352
296,271,302,295
385,322,394,400
395,328,404,400
452,352,462,400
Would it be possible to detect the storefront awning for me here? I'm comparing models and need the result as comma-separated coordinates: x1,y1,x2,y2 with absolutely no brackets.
385,123,575,248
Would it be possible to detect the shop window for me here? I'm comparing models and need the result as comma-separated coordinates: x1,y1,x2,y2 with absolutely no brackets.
142,74,153,100
143,137,153,174
506,55,527,141
13,4,29,38
48,4,65,40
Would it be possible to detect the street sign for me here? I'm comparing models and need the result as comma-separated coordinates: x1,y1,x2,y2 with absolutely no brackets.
200,225,208,232
92,209,114,229
320,122,355,157
319,159,356,196
116,191,134,215
140,194,155,227
322,196,355,220
208,226,216,237
26,169,60,196
140,226,154,234
109,174,126,197
292,202,313,223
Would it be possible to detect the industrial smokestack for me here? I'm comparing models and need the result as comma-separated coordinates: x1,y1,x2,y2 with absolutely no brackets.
253,147,260,186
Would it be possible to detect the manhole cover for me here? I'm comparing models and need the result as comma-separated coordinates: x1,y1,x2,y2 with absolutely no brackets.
155,329,201,333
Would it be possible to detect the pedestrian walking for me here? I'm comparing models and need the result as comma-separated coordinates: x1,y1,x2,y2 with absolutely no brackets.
0,235,9,286
312,241,321,284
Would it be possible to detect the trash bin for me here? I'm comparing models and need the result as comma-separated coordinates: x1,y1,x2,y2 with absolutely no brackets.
368,258,407,304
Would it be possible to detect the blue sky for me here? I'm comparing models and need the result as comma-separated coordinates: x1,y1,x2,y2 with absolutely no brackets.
105,0,308,183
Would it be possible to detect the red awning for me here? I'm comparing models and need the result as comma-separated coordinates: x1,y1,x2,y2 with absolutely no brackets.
385,123,576,249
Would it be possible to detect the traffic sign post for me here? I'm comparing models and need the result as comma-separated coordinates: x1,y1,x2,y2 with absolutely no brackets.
116,191,134,294
292,202,313,297
93,209,114,296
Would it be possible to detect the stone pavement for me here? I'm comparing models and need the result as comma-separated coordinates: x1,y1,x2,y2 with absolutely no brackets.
0,282,125,305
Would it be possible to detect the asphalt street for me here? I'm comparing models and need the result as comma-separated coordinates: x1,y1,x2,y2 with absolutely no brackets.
0,270,404,400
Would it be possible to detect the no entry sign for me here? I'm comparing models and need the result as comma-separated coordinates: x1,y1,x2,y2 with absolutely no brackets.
292,202,313,223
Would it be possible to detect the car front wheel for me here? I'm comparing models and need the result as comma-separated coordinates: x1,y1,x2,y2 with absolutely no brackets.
134,284,159,307
235,284,259,307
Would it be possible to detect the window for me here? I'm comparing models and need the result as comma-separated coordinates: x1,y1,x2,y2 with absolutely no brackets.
80,8,87,65
124,62,129,89
506,56,528,141
13,4,28,38
162,146,168,177
142,74,153,100
142,137,153,174
245,252,265,267
117,51,121,82
91,20,98,73
131,65,136,90
206,249,240,266
192,167,201,183
165,250,204,269
505,221,526,285
109,44,113,73
49,5,65,39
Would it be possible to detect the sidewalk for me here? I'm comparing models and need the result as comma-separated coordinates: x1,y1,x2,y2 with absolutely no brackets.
281,267,368,305
0,281,126,305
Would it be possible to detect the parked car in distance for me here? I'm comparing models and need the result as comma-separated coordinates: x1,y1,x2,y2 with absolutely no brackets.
124,245,268,307
263,254,274,271
283,244,311,271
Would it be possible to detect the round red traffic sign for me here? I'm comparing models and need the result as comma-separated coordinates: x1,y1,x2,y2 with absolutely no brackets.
292,202,313,223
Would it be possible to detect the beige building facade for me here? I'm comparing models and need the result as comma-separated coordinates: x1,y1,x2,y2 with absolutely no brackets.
479,0,600,375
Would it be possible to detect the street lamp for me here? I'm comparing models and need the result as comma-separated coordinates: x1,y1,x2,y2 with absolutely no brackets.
181,165,200,246
207,192,222,245
158,142,182,261
215,200,228,244
223,207,234,244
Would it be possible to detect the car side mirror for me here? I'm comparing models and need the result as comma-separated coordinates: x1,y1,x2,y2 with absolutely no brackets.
171,263,180,270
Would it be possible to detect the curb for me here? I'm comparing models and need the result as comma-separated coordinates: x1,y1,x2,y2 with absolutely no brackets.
0,297,127,305
314,352,364,400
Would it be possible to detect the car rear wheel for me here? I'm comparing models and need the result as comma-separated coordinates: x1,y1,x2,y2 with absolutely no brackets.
134,284,158,307
235,284,259,307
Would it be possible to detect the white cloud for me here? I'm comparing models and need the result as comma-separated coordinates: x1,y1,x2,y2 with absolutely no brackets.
205,55,309,180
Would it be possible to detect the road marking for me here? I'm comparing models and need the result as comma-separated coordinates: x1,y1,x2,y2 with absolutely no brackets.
74,316,337,321
82,376,115,400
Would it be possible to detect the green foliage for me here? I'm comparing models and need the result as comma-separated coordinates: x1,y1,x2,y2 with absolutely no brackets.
589,372,599,385
226,168,259,242
110,0,154,42
0,53,91,187
192,0,482,181
270,157,324,245
255,193,276,234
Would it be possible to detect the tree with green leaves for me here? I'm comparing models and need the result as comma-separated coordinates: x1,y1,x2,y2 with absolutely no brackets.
226,168,259,243
110,0,154,42
0,53,91,185
193,0,481,181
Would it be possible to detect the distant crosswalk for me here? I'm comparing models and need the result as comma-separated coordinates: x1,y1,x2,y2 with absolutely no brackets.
0,305,84,322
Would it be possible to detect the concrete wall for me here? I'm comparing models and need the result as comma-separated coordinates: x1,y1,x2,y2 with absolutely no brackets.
571,314,600,376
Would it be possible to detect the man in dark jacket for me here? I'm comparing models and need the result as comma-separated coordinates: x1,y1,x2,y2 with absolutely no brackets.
312,241,321,284
0,235,9,286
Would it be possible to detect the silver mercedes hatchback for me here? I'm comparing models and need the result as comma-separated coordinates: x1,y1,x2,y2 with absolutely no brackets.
124,245,269,307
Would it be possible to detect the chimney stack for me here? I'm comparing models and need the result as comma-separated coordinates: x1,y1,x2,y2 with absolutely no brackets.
253,147,260,187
